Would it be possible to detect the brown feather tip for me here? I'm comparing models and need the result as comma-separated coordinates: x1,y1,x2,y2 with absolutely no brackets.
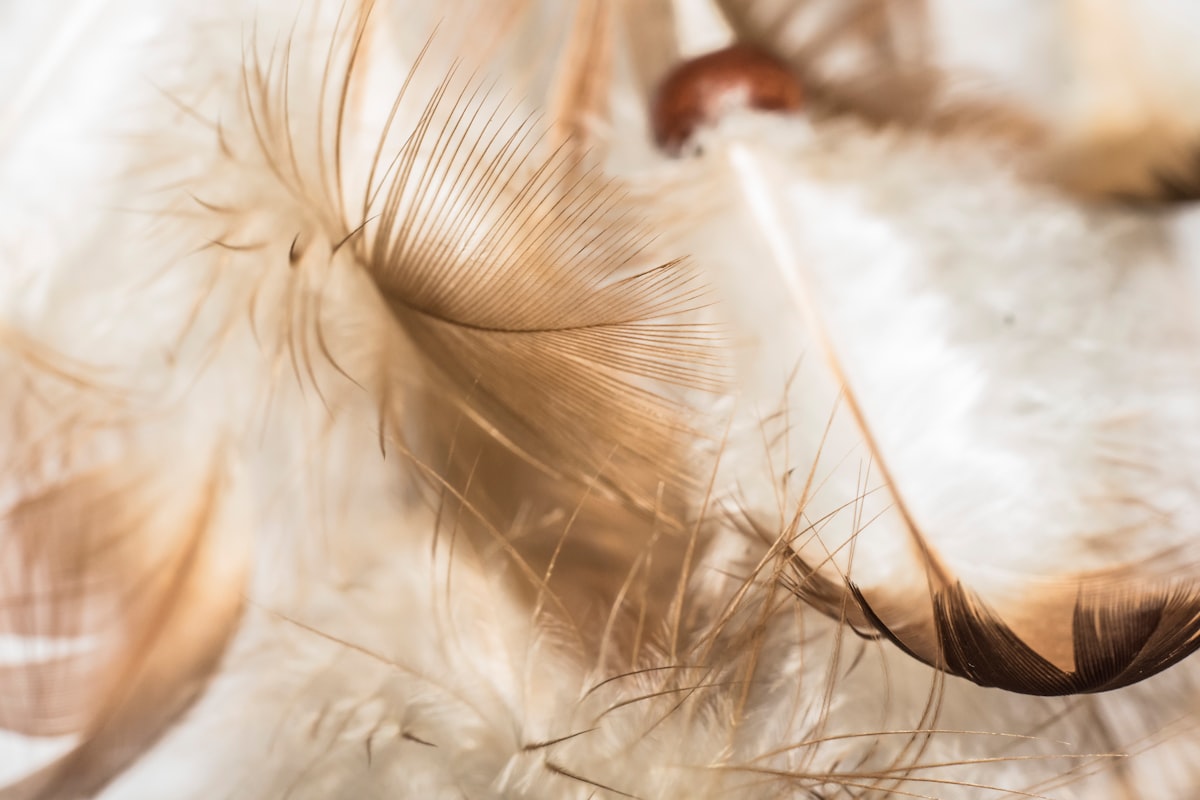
786,551,1200,696
1147,145,1200,203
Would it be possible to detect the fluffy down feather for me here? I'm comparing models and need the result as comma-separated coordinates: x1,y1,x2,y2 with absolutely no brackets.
4,1,1200,798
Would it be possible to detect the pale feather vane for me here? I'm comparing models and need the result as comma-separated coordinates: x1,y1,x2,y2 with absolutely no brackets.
724,114,1200,696
5,1,1200,798
0,332,249,800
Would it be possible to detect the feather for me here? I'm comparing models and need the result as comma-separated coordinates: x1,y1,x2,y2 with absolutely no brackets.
207,1,727,526
1041,0,1200,201
9,0,1200,798
0,332,249,799
715,103,1200,695
0,462,248,800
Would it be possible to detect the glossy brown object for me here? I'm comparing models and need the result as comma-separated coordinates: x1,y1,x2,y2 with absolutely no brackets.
651,44,804,154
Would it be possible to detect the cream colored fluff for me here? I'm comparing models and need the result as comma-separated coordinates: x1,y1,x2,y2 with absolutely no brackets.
4,2,1200,798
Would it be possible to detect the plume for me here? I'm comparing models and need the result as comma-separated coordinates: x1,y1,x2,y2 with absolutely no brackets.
716,111,1200,695
0,330,250,800
7,0,1200,798
207,1,727,527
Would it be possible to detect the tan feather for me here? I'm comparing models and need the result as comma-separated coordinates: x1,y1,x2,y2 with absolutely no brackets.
0,311,247,798
0,455,248,799
214,4,727,526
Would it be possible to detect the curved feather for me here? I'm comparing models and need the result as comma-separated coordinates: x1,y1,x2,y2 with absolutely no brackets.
0,333,249,798
209,3,726,522
10,1,1200,797
0,463,248,800
719,115,1200,695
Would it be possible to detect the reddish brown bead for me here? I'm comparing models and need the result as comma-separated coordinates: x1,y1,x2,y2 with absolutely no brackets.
651,44,804,154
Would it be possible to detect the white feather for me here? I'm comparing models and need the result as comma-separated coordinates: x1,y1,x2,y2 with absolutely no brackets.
5,1,1200,798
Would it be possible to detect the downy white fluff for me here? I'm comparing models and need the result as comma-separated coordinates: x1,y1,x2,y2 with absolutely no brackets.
4,1,1200,798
